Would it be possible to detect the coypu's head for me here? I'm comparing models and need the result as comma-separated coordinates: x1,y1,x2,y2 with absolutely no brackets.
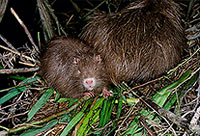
71,52,109,94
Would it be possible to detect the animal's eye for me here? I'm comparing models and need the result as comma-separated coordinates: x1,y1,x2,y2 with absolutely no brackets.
96,55,102,63
73,57,80,64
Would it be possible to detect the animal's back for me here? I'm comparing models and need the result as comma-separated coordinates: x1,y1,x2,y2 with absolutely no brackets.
81,0,186,84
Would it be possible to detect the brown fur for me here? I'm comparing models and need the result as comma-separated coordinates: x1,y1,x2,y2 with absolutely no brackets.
39,36,109,98
81,0,186,84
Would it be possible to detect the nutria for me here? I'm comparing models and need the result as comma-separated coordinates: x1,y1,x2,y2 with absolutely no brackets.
39,36,112,99
81,0,186,85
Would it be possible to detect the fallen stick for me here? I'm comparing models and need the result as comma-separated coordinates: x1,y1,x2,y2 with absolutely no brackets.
0,67,39,74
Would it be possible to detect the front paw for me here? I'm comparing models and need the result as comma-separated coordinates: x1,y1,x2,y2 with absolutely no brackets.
102,87,113,99
84,92,95,98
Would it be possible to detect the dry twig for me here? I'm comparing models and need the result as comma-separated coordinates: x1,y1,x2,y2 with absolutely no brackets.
0,67,39,74
10,8,39,53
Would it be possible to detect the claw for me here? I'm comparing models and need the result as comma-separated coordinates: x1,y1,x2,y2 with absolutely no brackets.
84,92,95,98
102,87,113,99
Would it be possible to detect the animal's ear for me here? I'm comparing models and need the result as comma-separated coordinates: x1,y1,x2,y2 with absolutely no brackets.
96,55,102,63
73,57,80,64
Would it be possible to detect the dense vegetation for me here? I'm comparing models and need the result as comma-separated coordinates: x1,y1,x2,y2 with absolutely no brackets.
0,0,199,135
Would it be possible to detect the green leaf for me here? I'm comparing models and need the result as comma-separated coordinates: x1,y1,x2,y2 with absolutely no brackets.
171,72,199,113
57,97,78,107
117,96,122,118
124,70,193,135
0,64,3,69
152,70,192,107
157,71,198,111
60,111,85,136
178,72,199,101
162,73,197,111
107,96,123,135
54,91,60,101
27,89,54,122
114,88,122,119
8,76,27,80
57,97,71,103
0,76,40,104
20,119,58,136
106,97,115,122
20,76,40,85
0,86,29,105
163,91,180,111
80,109,101,136
77,97,105,136
60,113,73,123
99,97,115,128
0,76,39,93
131,129,144,136
60,99,91,136
123,116,140,135
98,98,108,128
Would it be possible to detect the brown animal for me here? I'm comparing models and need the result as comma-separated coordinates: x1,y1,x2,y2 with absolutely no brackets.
39,36,112,99
81,0,186,85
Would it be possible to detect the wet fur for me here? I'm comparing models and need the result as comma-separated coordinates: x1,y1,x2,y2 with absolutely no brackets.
81,0,186,84
39,37,109,98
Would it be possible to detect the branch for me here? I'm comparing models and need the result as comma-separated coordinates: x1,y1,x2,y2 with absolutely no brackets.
0,45,36,62
0,67,39,74
10,8,39,53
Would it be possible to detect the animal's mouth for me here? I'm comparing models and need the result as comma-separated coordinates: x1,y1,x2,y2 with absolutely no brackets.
83,77,96,91
88,86,94,90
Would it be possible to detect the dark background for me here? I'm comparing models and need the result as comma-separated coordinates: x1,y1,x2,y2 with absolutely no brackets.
0,0,191,90
0,0,191,47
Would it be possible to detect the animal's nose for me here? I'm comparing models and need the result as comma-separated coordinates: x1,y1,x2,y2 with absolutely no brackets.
85,79,93,84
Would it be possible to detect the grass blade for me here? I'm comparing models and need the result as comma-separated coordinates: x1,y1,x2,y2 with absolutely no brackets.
152,70,192,107
60,111,85,136
124,70,193,135
27,89,54,122
0,76,39,104
77,97,105,136
20,119,58,136
60,99,91,136
0,86,29,105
